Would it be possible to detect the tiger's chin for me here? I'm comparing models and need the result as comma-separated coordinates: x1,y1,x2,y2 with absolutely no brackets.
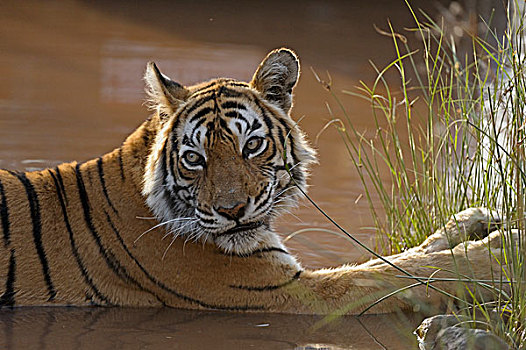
212,224,277,256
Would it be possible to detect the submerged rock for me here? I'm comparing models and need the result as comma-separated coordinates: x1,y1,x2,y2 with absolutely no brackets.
415,314,510,350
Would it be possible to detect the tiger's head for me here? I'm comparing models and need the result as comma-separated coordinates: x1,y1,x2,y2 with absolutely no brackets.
142,48,316,255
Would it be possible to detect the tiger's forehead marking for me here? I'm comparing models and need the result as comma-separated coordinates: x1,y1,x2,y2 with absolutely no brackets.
175,83,269,153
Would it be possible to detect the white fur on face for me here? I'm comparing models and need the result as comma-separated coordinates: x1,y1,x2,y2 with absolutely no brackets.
142,84,316,256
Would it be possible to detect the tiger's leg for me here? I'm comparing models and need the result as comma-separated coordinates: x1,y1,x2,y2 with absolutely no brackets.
285,228,516,315
362,207,501,268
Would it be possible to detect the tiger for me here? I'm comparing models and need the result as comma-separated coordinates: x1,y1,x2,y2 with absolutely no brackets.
0,48,513,314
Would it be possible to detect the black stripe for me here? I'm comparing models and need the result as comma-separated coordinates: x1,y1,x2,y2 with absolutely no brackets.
196,207,214,216
264,142,277,162
0,178,10,247
291,166,304,185
142,133,151,148
220,101,247,110
276,126,286,147
48,169,111,305
233,246,290,257
102,211,166,305
218,126,236,144
54,166,68,205
0,249,16,307
195,216,215,225
190,117,208,137
191,81,242,99
117,148,125,180
161,143,187,208
172,184,188,196
226,82,250,88
224,111,249,124
160,140,170,181
181,94,214,117
274,115,292,135
204,120,216,140
11,171,56,301
257,247,291,255
76,164,149,300
254,190,272,213
220,133,236,145
182,134,193,146
212,91,220,113
176,166,195,181
217,117,228,130
167,140,178,183
229,270,302,291
187,89,215,100
254,99,274,131
217,86,242,98
158,143,186,214
253,186,267,206
97,157,118,215
252,139,270,160
235,122,243,134
271,117,300,172
191,81,218,94
250,119,263,132
189,106,213,123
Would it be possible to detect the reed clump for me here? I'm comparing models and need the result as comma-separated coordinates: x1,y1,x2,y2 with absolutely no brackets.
316,2,525,347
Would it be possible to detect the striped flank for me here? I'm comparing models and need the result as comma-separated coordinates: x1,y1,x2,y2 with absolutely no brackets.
48,168,112,305
10,171,56,301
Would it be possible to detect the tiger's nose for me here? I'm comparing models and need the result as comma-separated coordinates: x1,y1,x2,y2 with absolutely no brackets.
215,202,246,221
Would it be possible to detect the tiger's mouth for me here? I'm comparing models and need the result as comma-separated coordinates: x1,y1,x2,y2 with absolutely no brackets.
216,221,265,237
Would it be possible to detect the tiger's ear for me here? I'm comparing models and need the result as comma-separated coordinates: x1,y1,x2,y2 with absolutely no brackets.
144,62,189,119
250,48,300,113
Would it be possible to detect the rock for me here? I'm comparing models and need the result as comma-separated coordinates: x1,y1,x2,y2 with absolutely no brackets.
415,315,468,349
434,327,510,350
415,314,510,350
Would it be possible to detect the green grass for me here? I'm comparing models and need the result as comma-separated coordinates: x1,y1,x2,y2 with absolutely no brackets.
312,1,526,347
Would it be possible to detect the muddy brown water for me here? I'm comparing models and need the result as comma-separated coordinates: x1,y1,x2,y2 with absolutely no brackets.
0,0,446,348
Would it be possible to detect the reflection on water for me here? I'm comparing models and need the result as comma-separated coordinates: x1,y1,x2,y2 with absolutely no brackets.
101,41,263,103
0,307,420,349
1,0,440,348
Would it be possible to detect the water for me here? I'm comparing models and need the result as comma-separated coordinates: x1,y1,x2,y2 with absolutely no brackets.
0,307,422,349
0,0,440,348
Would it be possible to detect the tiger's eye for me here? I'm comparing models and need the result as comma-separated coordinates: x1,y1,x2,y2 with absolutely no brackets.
183,151,203,166
245,137,262,152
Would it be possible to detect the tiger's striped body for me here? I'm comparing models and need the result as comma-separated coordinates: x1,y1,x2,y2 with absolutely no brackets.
0,133,301,309
0,49,510,313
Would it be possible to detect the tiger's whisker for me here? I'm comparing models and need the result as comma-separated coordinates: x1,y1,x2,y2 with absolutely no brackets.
163,220,199,240
275,186,297,198
135,217,196,244
161,237,178,261
135,216,157,220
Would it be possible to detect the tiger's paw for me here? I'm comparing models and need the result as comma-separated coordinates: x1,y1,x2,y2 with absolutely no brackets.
421,208,502,253
448,207,502,241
